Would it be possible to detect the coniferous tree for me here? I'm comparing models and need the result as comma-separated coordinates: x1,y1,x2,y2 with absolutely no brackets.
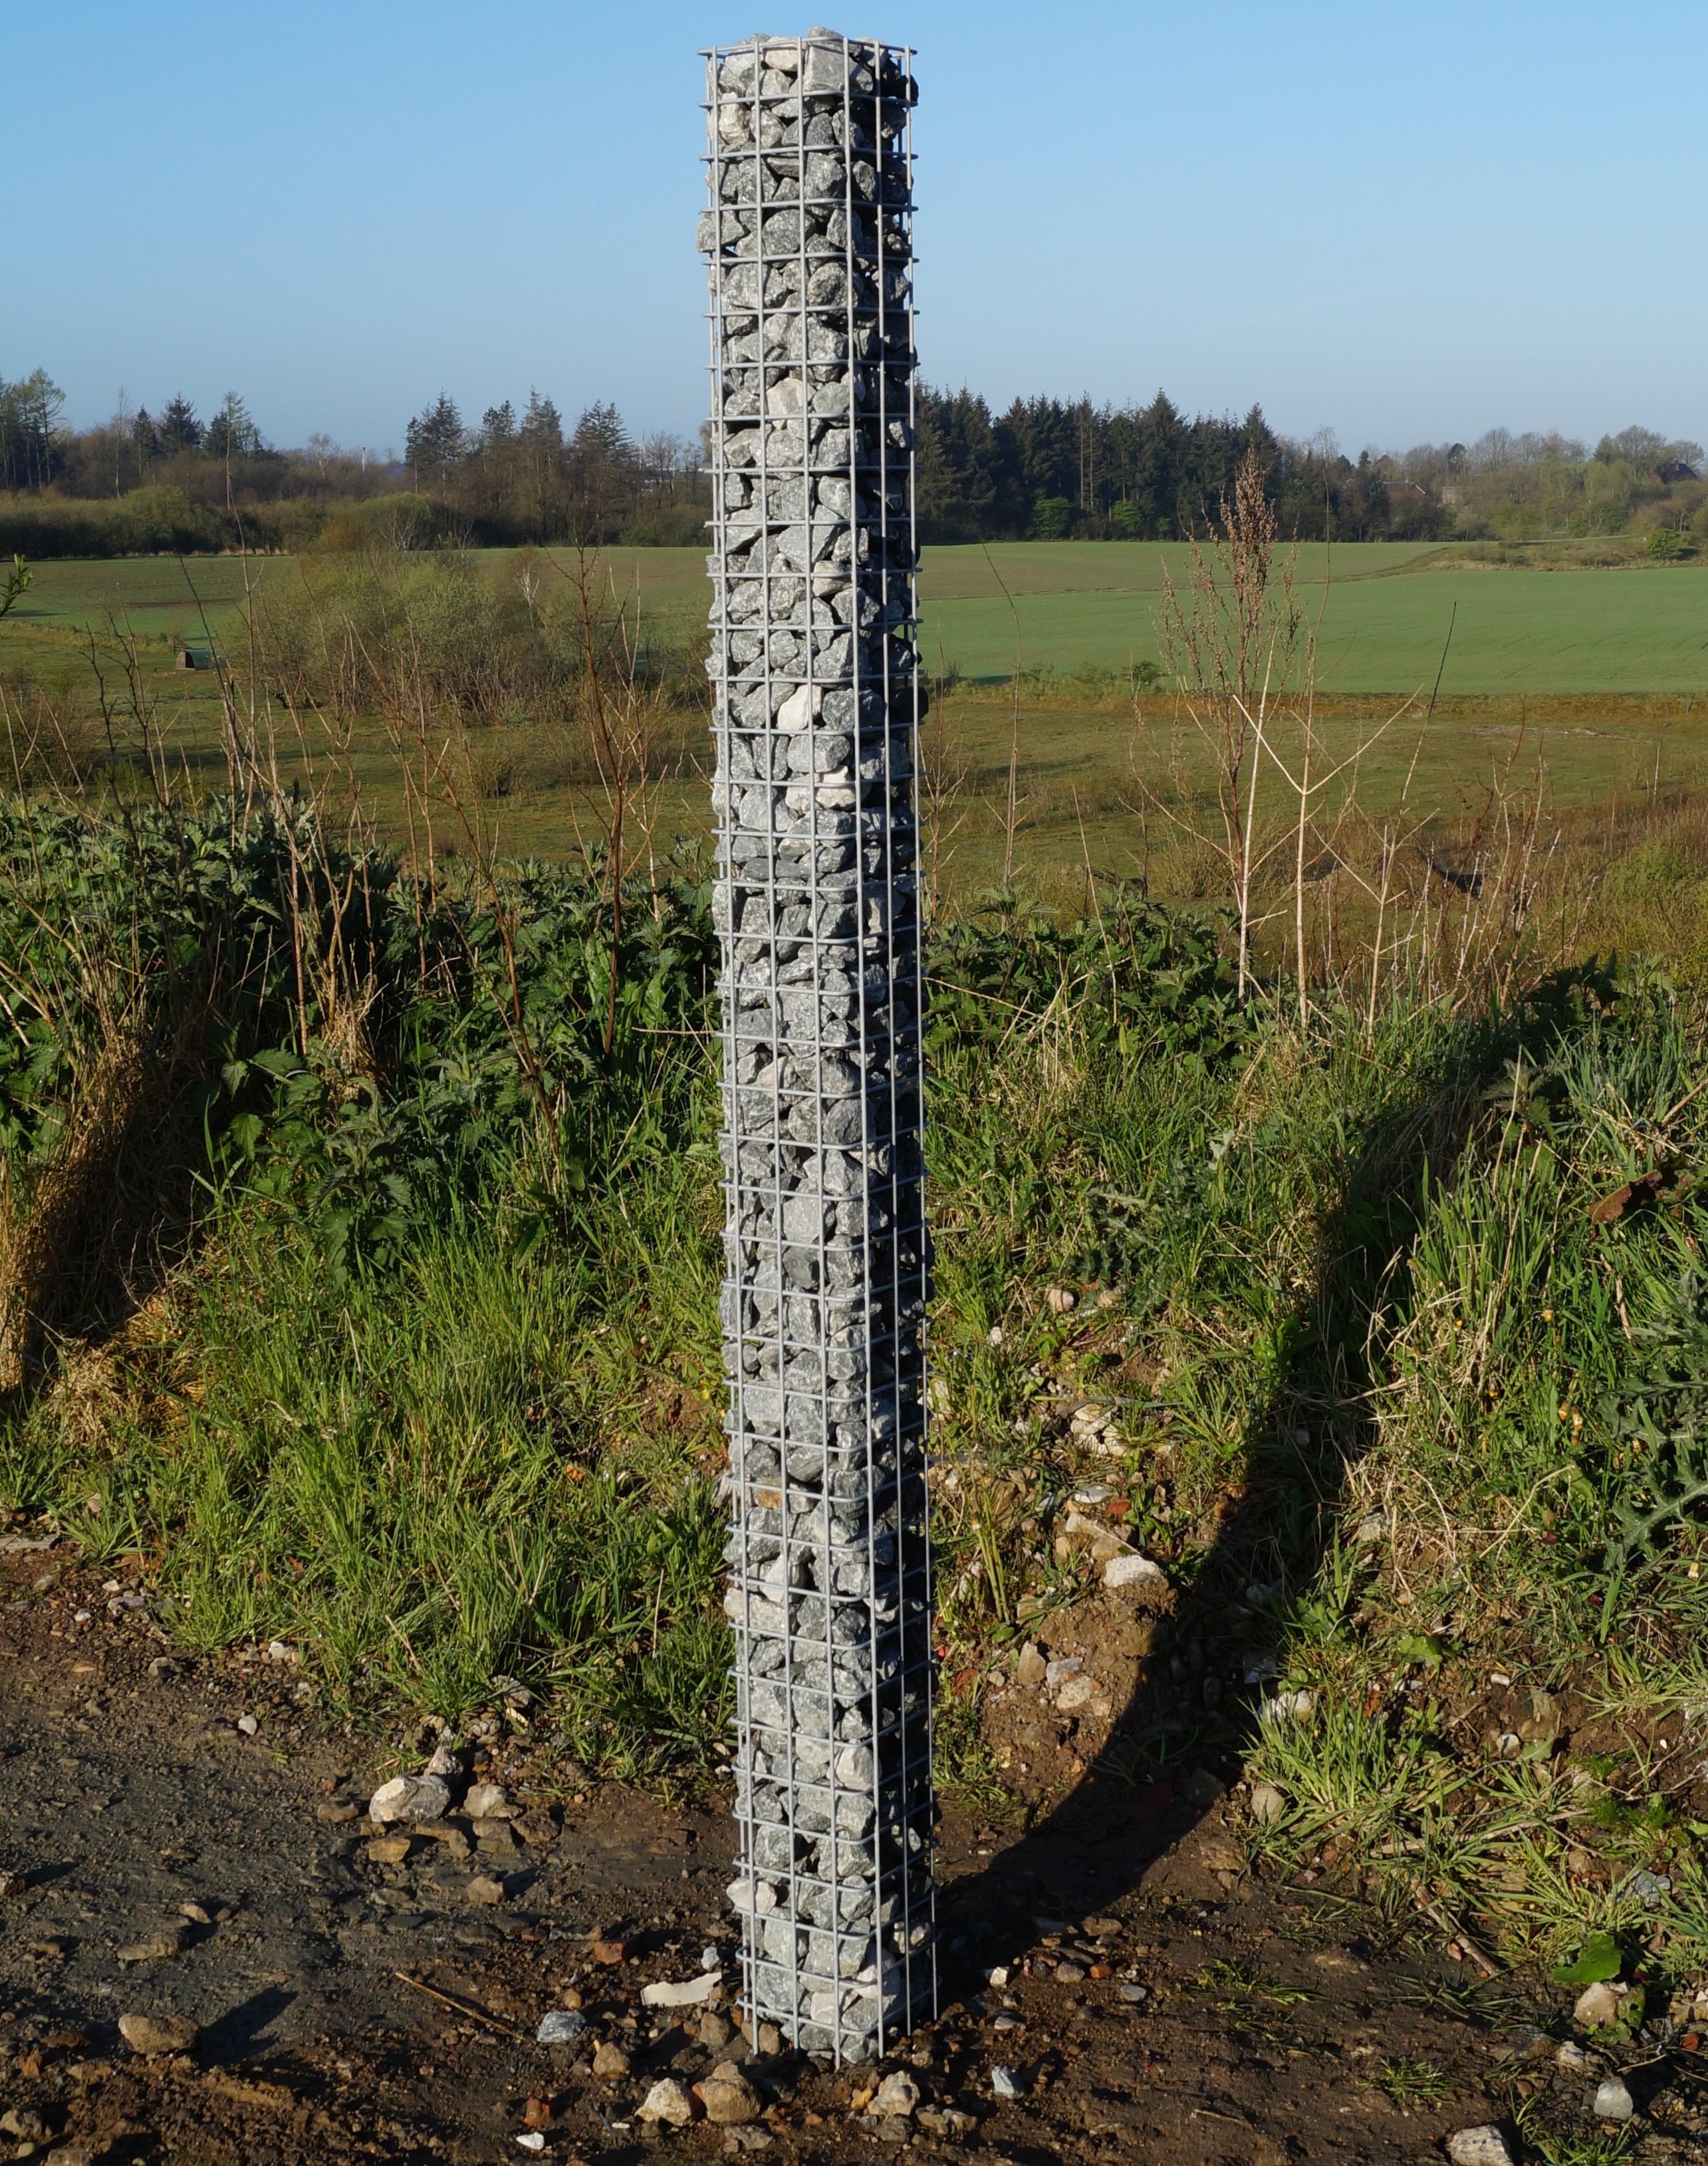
159,394,202,452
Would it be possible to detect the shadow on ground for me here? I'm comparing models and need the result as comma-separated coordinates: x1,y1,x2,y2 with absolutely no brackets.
937,968,1610,1980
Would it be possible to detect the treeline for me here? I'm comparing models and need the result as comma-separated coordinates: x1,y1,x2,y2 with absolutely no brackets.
915,389,1707,545
5,362,1705,559
402,392,705,546
0,370,706,555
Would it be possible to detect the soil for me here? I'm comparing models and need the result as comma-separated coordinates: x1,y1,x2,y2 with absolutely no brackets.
4,1550,1705,2165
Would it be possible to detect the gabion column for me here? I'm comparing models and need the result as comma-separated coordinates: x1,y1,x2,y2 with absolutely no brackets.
700,28,934,2064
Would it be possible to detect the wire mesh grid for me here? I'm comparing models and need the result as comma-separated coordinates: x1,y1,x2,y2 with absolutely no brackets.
699,27,935,2064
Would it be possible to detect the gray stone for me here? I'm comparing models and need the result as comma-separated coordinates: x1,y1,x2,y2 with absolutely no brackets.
535,2008,587,2046
1593,2078,1634,2122
1445,2131,1515,2166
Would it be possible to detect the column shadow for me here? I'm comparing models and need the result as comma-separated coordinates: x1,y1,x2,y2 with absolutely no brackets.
935,966,1610,1975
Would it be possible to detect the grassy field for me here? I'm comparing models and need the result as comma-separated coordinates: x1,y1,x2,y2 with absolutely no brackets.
10,539,1708,695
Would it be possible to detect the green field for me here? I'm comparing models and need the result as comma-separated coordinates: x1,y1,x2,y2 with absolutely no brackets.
5,540,1707,894
9,540,1708,696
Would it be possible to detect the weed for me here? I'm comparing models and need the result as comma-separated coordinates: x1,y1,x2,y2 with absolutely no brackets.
1372,2057,1448,2107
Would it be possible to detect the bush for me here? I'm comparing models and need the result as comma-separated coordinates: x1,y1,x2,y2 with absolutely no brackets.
1646,523,1685,559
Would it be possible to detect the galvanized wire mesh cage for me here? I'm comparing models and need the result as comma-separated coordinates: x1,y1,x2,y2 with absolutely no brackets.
699,27,935,2064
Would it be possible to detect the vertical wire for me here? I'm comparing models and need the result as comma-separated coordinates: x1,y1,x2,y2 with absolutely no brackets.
838,32,876,2070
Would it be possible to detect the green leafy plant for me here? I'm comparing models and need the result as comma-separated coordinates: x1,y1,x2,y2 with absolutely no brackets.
0,553,27,619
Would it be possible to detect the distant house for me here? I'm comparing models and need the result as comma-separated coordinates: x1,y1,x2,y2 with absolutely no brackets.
175,644,214,670
1657,458,1699,484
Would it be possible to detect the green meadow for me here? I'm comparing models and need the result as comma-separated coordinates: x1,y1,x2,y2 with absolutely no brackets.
12,539,1708,695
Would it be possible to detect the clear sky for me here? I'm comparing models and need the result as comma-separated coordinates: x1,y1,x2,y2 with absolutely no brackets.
9,1,1705,458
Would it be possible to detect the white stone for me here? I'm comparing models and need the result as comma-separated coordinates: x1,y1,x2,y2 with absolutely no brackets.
1574,1980,1620,2029
1594,2078,1634,2122
872,2072,919,2118
776,683,820,731
368,1774,451,1825
1446,2129,1516,2166
1103,1553,1166,1592
1248,1782,1287,1825
637,2077,699,2126
640,1970,722,2008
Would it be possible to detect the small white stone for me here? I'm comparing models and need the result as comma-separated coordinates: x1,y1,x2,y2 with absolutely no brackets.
1103,1553,1166,1593
1594,2077,1634,2122
640,1971,721,2008
871,2072,919,2118
637,2076,699,2126
1248,1782,1287,1825
1446,2127,1516,2166
1574,1980,1620,2029
464,1781,509,1819
235,1714,259,1736
990,2065,1027,2100
368,1774,451,1825
776,683,820,731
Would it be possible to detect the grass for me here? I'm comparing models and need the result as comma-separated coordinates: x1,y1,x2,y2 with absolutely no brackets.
9,539,1708,694
7,517,1708,2048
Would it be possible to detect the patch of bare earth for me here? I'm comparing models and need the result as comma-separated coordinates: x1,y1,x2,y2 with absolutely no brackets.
6,1552,1701,2164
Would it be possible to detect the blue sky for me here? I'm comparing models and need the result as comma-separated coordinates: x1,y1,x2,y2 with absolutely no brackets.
9,1,1705,457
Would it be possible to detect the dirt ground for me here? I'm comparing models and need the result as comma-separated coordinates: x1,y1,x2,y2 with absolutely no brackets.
4,1550,1706,2166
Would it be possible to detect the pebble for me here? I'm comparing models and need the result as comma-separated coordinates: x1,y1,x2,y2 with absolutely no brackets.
701,2064,764,2126
724,2131,774,2156
638,2076,699,2126
1103,1553,1166,1593
515,2135,546,2154
1015,1643,1047,1690
118,2012,199,2055
1119,1981,1149,2004
465,1874,507,1907
316,1800,359,1824
871,2072,920,2119
1555,2040,1591,2072
990,2064,1026,2099
1044,1656,1083,1691
0,2110,49,2139
700,2010,734,2049
642,1970,721,2008
369,1774,451,1824
464,1781,509,1818
1574,1981,1620,2029
116,1927,187,1963
1446,2125,1515,2165
535,2009,588,2046
917,2105,977,2138
991,2013,1021,2033
1045,1286,1076,1313
235,1714,260,1736
1594,2076,1635,2122
592,2039,632,2078
1248,1782,1287,1824
367,1835,412,1867
1054,1962,1085,1984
